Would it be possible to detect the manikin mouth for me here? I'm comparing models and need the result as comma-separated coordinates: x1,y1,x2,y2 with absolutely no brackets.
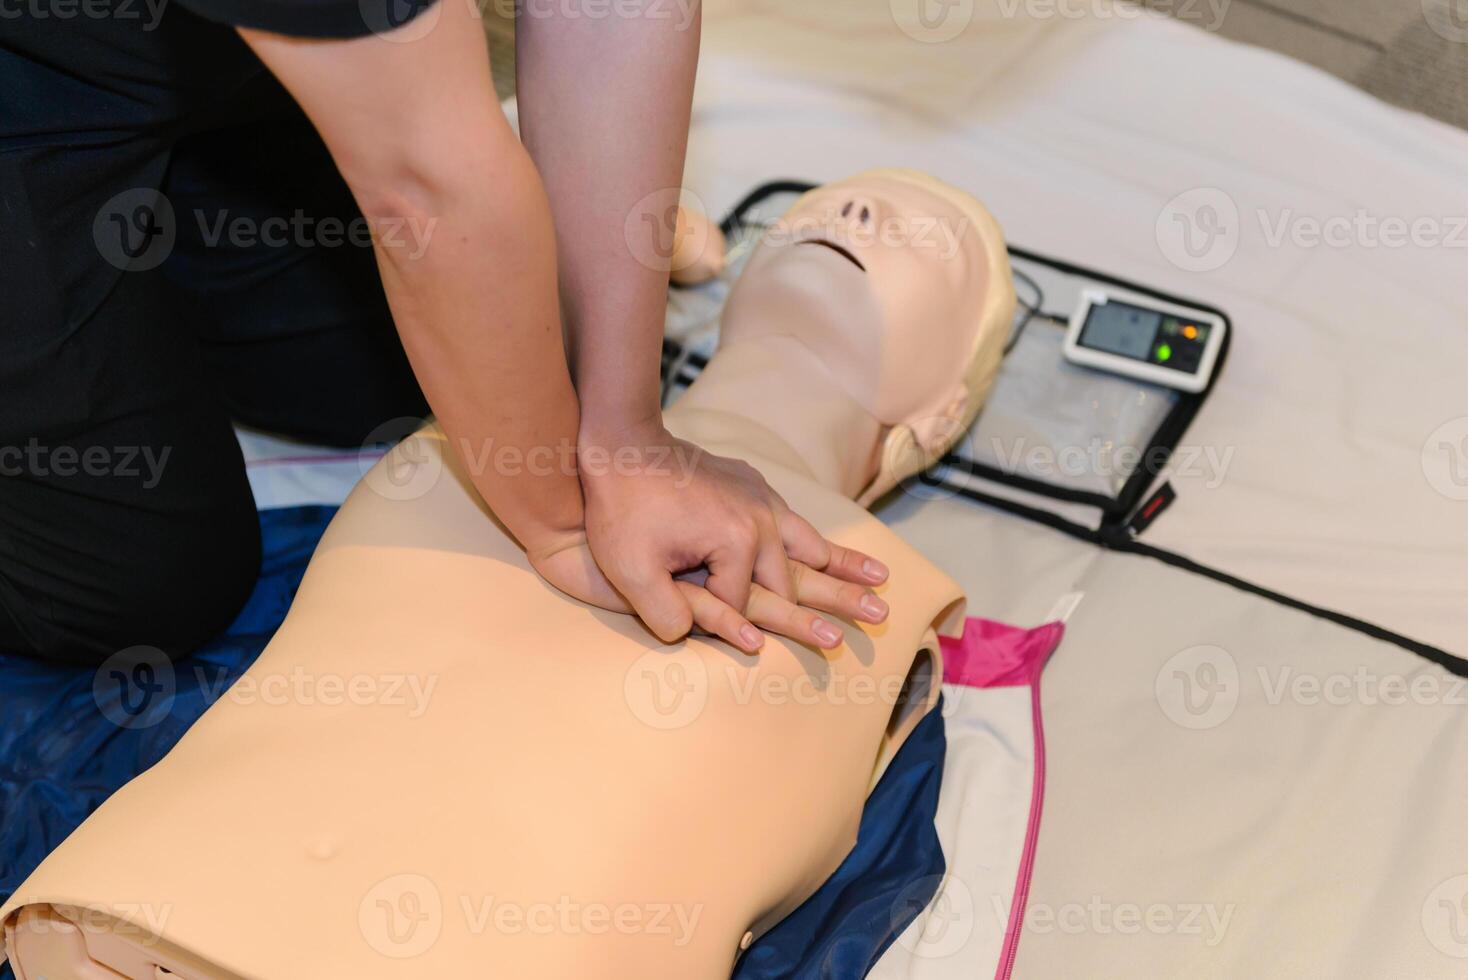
797,238,866,272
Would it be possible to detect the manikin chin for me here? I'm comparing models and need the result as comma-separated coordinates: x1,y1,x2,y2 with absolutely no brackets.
0,170,1015,980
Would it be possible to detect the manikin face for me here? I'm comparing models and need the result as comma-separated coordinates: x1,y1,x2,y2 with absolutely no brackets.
718,171,1000,429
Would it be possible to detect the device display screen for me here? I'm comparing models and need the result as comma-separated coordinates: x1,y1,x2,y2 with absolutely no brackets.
1078,299,1210,373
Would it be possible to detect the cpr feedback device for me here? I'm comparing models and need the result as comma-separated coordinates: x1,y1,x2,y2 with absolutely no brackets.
1063,289,1225,393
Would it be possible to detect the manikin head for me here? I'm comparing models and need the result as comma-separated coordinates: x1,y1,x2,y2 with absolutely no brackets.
712,169,1016,505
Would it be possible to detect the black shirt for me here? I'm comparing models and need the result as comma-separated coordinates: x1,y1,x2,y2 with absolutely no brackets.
175,0,438,39
0,0,437,345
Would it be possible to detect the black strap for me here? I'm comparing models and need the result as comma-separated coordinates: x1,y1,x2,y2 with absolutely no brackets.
708,179,1461,675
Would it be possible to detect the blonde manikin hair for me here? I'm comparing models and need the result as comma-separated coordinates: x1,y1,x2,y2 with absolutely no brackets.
838,169,1016,506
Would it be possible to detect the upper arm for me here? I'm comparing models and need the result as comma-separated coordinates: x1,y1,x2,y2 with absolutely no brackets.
238,0,515,206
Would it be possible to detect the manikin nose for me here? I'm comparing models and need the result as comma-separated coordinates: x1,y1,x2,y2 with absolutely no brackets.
836,195,877,232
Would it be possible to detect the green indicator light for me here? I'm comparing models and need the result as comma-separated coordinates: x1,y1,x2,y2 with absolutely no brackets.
1156,343,1173,362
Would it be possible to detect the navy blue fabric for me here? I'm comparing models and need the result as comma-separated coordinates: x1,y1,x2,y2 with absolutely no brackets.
734,699,948,979
0,505,946,979
0,505,336,910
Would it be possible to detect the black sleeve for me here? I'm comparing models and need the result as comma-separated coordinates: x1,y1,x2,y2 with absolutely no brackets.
172,0,439,40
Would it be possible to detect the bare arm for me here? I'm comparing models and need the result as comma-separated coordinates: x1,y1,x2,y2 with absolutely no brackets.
239,1,584,552
515,0,701,438
241,2,890,649
516,0,891,645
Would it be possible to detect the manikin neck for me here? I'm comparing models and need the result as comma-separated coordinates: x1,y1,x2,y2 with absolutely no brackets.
665,335,884,501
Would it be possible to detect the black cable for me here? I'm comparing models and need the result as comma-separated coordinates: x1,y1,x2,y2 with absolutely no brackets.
1005,266,1044,354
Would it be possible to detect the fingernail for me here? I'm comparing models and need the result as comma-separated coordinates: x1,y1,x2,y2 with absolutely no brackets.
813,619,843,648
859,594,889,622
740,625,764,651
863,559,888,583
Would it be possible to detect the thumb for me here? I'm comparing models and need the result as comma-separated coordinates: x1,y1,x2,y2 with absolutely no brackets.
530,546,633,614
614,561,694,643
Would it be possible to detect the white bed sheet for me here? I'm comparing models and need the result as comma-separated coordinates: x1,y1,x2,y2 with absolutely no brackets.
881,489,1468,979
684,0,1468,659
677,10,1468,971
237,427,379,509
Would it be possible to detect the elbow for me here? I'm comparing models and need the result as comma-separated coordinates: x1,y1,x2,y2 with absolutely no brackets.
338,130,541,266
345,172,444,265
343,157,481,268
344,149,459,234
350,170,441,228
335,109,519,231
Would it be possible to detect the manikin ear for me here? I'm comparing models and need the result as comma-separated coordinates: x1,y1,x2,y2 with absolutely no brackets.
907,388,971,457
855,385,971,508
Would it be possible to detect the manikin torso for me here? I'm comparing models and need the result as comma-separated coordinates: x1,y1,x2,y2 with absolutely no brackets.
0,171,1013,980
0,413,962,980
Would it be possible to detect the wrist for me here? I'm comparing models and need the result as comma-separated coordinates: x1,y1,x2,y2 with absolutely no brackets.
504,504,585,562
576,407,667,451
461,462,585,554
520,521,588,564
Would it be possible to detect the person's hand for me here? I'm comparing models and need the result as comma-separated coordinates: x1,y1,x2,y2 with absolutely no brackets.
576,421,890,652
529,528,892,653
526,528,631,615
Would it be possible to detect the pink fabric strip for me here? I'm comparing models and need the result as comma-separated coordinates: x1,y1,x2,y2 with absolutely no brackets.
245,451,380,468
938,617,1064,980
940,617,1063,690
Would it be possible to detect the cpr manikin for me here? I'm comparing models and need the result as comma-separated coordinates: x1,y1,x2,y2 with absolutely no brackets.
0,170,1014,980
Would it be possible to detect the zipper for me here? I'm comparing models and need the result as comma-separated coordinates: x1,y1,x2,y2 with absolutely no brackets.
995,667,1048,980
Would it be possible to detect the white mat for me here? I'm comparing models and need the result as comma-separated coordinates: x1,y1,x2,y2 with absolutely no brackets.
882,490,1468,979
684,0,1468,659
679,7,1468,972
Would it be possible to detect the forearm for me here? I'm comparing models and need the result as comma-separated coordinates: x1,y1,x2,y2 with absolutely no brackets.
369,142,585,544
240,5,585,548
515,0,702,440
